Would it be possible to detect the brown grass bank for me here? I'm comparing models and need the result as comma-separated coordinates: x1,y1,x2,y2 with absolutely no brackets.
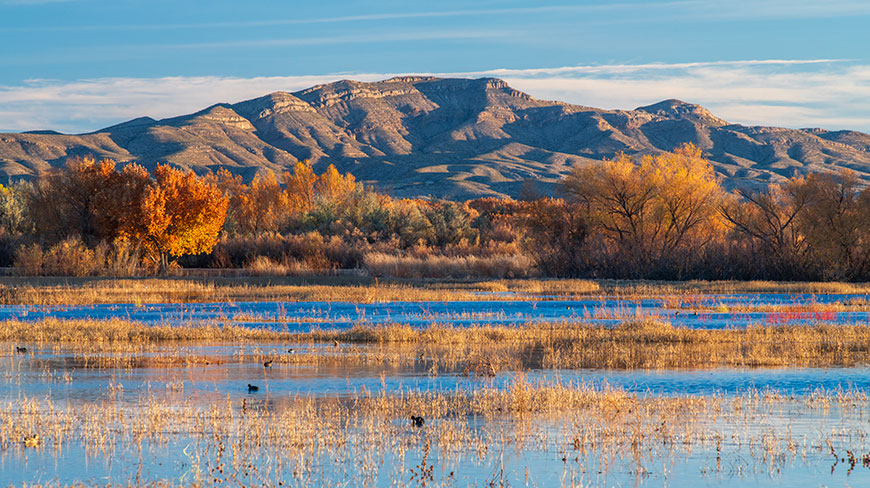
6,318,870,370
2,276,870,306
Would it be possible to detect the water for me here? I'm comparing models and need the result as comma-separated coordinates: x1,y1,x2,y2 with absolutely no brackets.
5,292,870,486
4,346,870,405
4,292,870,330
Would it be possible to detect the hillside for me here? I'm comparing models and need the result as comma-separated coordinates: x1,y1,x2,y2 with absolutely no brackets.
2,76,869,198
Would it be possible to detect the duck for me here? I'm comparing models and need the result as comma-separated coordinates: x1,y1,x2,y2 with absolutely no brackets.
410,415,424,427
263,360,273,368
287,348,294,354
247,384,259,393
15,346,27,353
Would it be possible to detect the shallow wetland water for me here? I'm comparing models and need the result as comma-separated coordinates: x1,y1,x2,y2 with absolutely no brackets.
4,290,870,486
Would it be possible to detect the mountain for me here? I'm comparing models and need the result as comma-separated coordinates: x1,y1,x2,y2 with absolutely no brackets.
2,76,870,199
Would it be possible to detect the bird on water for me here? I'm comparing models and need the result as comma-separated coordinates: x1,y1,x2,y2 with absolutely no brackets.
15,346,27,353
263,359,273,367
247,384,259,393
410,416,424,427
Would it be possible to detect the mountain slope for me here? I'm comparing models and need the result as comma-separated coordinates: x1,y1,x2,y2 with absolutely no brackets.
1,76,869,198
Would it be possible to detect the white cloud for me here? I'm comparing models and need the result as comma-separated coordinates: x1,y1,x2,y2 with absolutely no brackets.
1,60,869,134
6,1,870,32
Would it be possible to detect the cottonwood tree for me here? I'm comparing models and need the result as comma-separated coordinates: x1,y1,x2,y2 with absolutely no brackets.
562,144,724,276
283,161,318,214
793,171,870,279
119,164,228,273
721,177,813,278
234,171,285,235
29,156,122,243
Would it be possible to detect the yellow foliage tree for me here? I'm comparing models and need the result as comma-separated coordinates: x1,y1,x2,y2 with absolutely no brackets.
562,143,724,272
120,164,228,272
241,171,286,234
316,164,357,205
283,160,318,214
207,168,248,235
645,143,725,256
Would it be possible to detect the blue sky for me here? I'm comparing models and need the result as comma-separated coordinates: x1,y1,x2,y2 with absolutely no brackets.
1,0,869,133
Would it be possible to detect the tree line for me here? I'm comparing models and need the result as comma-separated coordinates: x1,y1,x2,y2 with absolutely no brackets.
1,145,868,280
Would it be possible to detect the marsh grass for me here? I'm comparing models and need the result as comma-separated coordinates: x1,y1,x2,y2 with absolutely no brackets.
6,318,870,370
364,253,535,279
3,276,869,306
4,380,870,487
6,316,870,486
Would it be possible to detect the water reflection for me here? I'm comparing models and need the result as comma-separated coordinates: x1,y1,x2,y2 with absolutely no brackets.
3,293,870,330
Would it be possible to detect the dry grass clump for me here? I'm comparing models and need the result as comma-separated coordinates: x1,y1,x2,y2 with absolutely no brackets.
0,318,296,344
243,255,337,276
603,279,870,295
0,277,498,305
307,319,870,369
364,252,535,279
434,278,602,295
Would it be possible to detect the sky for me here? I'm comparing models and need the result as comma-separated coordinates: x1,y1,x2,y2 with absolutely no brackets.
0,0,868,133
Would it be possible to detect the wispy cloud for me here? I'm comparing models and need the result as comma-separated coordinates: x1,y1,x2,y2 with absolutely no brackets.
169,30,510,50
4,1,869,33
0,0,76,4
1,60,868,134
674,0,870,20
0,3,667,32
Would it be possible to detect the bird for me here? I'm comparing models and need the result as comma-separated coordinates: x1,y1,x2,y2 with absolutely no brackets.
15,346,27,353
247,384,259,393
333,339,340,347
287,348,294,354
263,360,273,368
23,434,40,447
410,416,424,427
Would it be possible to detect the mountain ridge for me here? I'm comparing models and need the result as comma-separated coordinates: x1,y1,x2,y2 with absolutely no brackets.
1,76,869,199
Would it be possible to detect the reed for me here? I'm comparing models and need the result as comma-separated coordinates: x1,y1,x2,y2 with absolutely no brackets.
4,276,868,306
6,318,870,369
364,252,535,279
5,380,870,487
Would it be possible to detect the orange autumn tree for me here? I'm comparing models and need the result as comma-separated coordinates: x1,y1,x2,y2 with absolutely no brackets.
120,164,228,272
283,160,318,214
29,155,123,242
208,168,248,235
240,171,286,234
316,164,357,205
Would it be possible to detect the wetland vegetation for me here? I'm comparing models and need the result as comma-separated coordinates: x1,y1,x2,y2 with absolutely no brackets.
5,278,870,486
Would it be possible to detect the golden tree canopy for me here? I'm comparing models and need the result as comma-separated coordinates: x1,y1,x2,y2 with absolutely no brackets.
119,164,228,270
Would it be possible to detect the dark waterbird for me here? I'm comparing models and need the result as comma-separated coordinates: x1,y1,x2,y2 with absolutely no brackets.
410,416,424,427
247,384,259,393
15,346,27,353
263,360,273,367
287,348,294,354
